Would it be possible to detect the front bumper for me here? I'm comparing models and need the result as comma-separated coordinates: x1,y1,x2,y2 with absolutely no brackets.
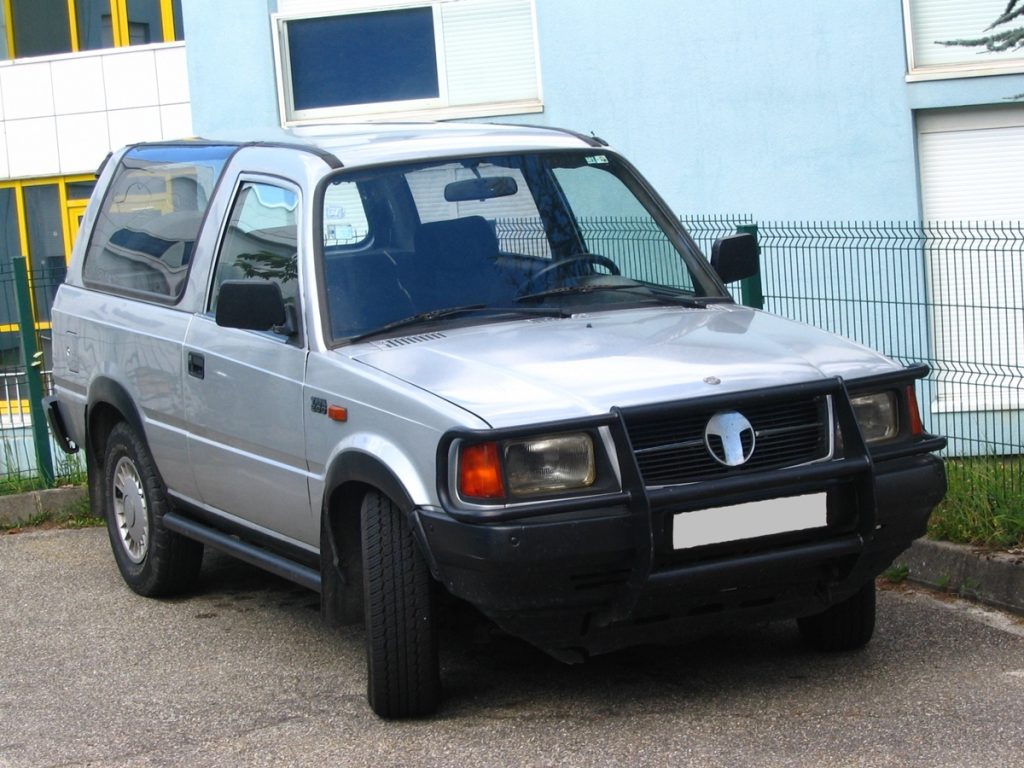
415,448,946,661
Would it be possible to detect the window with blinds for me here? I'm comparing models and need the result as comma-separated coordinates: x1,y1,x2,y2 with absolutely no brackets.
272,0,542,125
904,0,1024,80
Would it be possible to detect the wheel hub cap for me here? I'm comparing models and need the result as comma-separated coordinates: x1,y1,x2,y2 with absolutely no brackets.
113,457,148,564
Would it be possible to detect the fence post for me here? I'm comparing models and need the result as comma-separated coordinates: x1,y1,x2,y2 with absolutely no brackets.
12,256,55,488
736,223,764,310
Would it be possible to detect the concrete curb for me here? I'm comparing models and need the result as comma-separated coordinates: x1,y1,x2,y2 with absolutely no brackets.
894,538,1024,617
0,486,87,527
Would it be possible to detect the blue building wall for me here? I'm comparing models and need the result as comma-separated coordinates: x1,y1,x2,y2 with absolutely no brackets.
180,0,921,221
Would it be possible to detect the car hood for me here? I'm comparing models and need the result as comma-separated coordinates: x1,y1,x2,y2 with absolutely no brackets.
349,305,900,428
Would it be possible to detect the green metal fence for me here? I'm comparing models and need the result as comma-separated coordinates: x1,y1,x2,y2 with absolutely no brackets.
683,216,1022,507
0,259,81,485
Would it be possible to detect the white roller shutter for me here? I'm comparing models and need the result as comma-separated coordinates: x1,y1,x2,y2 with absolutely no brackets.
917,108,1024,412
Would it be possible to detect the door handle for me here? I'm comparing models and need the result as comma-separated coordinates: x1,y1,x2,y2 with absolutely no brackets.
187,351,205,379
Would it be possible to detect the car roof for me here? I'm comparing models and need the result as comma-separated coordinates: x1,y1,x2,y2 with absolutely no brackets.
177,122,608,169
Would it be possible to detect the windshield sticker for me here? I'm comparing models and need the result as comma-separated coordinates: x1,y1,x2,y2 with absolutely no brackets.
585,155,609,165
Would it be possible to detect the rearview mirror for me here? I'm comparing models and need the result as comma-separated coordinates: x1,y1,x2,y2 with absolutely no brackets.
444,176,518,202
216,280,291,333
711,232,759,284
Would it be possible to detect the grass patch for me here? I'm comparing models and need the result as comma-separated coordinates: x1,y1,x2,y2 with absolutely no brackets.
0,445,87,496
928,456,1024,549
882,564,910,584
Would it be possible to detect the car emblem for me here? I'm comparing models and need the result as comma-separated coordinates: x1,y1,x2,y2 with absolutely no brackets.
704,411,756,467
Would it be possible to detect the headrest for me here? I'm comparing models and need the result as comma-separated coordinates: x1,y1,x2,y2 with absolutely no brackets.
414,216,498,266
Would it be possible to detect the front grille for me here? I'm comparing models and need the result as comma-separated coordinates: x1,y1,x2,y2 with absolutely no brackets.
623,395,831,486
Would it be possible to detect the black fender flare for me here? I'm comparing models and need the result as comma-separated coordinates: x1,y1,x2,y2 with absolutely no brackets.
83,376,147,521
86,376,146,454
318,450,423,626
322,450,417,516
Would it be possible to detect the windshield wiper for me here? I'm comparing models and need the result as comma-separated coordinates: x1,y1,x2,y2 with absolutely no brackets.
516,283,711,307
348,305,486,342
347,305,569,342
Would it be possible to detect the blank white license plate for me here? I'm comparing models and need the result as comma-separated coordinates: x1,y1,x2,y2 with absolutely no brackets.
672,493,828,550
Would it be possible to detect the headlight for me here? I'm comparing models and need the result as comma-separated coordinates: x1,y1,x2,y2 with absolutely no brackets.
458,432,597,501
505,434,596,494
850,391,898,443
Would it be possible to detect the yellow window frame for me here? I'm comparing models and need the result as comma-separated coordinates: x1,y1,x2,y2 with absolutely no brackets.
0,174,96,335
3,0,178,57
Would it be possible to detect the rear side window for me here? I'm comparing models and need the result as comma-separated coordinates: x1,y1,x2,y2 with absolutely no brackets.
82,145,235,299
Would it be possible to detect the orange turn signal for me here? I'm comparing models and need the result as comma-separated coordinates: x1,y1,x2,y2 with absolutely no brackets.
906,386,923,436
327,405,348,422
459,442,505,499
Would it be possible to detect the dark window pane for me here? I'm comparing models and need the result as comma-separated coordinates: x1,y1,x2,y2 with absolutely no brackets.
23,185,65,265
23,185,67,322
287,8,438,111
75,0,114,50
66,180,97,200
125,0,163,44
0,189,21,267
172,0,184,40
0,189,20,332
10,0,72,58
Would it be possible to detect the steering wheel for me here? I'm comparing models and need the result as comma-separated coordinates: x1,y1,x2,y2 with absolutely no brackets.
525,253,620,292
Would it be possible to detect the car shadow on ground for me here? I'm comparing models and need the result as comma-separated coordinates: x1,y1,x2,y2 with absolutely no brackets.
179,549,855,720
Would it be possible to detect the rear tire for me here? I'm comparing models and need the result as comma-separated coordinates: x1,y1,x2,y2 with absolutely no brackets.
103,422,203,597
361,490,440,718
797,581,876,651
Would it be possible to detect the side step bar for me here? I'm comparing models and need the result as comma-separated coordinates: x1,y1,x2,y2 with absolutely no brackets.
163,511,321,592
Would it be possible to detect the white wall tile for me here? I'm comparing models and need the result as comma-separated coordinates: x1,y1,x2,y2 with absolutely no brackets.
103,50,159,110
108,106,162,148
57,112,110,175
1,62,55,120
6,117,60,178
155,45,191,105
51,56,106,115
160,103,193,139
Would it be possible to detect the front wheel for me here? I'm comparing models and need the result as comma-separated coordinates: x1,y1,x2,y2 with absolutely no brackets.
103,422,203,597
797,581,876,651
361,490,440,718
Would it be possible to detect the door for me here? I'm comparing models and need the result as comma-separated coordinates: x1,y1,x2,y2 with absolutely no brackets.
183,179,313,546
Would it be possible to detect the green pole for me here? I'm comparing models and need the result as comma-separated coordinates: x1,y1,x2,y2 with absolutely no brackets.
12,256,55,487
736,223,764,310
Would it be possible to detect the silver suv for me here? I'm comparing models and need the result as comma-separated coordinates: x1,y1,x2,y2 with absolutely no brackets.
46,123,946,718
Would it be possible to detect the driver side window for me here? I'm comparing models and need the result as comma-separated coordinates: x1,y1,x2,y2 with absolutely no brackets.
210,181,300,314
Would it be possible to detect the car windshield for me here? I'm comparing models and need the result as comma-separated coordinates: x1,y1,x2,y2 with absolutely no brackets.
319,150,726,342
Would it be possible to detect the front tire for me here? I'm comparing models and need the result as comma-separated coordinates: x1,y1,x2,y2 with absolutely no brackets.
361,490,440,718
797,581,876,651
103,422,203,597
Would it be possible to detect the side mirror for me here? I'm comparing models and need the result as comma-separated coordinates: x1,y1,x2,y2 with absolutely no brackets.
711,232,760,284
215,280,292,333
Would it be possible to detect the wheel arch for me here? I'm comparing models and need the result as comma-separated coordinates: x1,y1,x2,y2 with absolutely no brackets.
318,450,422,627
86,376,146,465
83,377,147,520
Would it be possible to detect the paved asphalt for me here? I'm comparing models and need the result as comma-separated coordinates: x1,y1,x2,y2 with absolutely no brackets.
1,528,1022,768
